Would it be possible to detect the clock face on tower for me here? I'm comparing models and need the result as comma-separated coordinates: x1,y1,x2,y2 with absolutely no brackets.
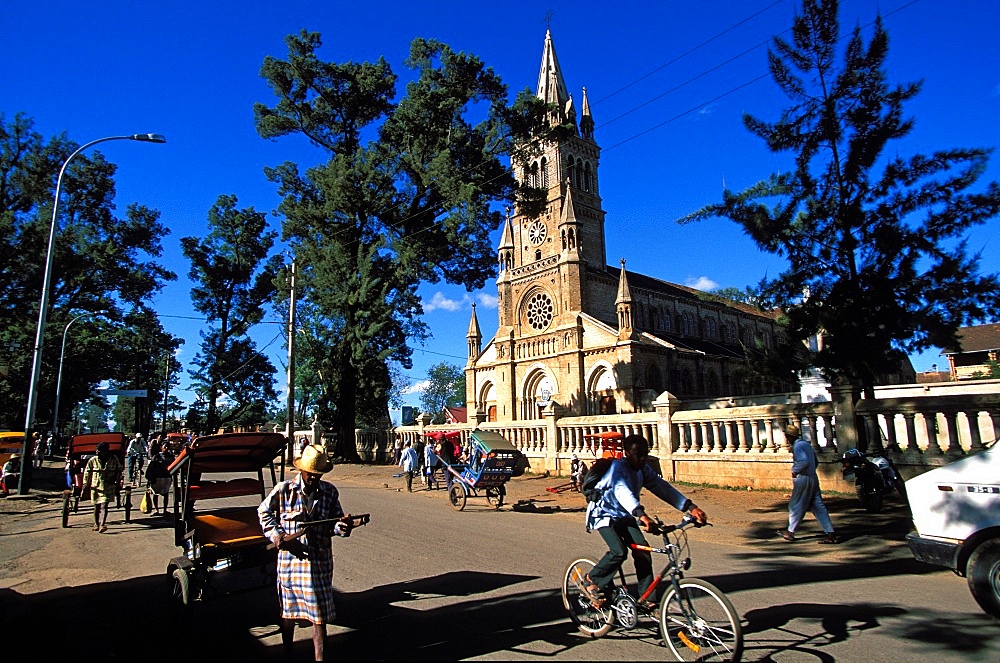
527,219,547,246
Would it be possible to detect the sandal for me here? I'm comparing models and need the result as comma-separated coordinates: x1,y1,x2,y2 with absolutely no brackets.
582,577,607,608
778,529,795,542
818,533,840,544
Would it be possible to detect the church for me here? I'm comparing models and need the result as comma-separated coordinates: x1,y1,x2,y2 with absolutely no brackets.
464,30,793,424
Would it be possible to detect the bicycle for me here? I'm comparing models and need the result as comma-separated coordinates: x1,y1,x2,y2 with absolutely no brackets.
562,513,743,662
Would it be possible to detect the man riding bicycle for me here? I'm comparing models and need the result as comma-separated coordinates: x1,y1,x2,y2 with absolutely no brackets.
584,434,707,608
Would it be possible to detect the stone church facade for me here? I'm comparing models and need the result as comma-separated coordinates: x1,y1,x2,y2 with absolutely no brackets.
464,30,792,424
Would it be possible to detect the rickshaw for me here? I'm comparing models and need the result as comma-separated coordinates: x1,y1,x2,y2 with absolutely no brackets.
442,430,524,511
61,432,130,527
165,431,286,617
585,430,625,459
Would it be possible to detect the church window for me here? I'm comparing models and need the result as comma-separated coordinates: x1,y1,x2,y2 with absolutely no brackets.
541,157,549,187
565,155,575,184
525,291,554,330
527,219,547,245
704,317,717,340
529,162,539,188
535,249,542,261
575,158,584,189
584,161,592,192
681,313,696,336
722,321,736,344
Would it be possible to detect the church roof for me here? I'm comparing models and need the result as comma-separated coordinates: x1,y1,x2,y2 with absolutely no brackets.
595,264,781,320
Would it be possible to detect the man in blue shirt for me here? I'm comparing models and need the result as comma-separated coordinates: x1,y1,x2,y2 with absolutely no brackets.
584,435,707,607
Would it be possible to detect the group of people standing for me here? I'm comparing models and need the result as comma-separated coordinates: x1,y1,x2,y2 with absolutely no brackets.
397,435,462,493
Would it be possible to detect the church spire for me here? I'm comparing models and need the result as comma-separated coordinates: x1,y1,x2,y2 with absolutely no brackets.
616,259,637,341
536,29,569,107
497,206,514,275
580,86,594,140
466,303,482,362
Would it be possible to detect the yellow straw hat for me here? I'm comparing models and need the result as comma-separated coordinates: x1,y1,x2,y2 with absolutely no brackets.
785,423,801,438
294,444,332,474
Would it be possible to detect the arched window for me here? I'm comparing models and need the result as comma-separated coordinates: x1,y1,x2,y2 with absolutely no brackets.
722,321,736,344
682,313,696,336
541,157,549,187
704,317,718,340
576,158,584,189
529,162,539,188
584,161,592,191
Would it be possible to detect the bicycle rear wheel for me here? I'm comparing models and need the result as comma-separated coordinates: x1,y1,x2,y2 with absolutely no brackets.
660,578,742,662
561,558,613,638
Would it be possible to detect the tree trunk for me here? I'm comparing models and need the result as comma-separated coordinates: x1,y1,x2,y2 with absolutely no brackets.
332,355,362,463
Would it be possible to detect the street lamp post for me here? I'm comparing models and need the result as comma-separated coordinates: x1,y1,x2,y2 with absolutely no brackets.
19,133,165,494
53,311,107,438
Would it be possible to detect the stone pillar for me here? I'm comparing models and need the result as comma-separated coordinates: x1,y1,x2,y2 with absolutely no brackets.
653,391,679,478
830,383,861,453
542,401,560,473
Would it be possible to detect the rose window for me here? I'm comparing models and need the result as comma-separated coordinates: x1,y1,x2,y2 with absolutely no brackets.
526,292,554,330
527,220,547,245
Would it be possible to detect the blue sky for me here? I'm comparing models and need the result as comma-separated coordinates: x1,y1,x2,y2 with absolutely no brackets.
3,0,998,411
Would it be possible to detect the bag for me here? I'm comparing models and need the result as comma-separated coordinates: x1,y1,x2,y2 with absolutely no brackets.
140,490,152,514
581,457,615,503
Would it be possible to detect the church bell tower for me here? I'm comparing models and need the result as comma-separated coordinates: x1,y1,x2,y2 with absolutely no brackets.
497,29,607,334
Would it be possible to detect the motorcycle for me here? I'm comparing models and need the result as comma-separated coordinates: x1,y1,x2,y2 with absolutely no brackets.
841,443,907,513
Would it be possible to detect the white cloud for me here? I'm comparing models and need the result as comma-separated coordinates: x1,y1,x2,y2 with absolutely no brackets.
423,290,497,313
476,293,498,308
423,291,463,313
685,276,719,291
403,379,430,395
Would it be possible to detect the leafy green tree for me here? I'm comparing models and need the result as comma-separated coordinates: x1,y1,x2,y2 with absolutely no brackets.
419,362,465,424
255,32,547,460
182,195,283,432
0,113,176,430
681,0,1000,397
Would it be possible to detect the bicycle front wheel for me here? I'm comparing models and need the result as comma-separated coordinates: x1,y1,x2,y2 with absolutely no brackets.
660,578,743,662
561,558,613,638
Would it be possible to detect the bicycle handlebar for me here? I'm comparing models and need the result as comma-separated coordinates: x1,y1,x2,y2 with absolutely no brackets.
651,512,707,535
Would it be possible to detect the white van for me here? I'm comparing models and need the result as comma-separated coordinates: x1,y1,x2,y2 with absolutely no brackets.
905,443,1000,618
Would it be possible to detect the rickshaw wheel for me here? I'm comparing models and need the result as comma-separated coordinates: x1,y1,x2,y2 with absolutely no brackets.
486,486,504,510
448,484,467,511
170,567,193,619
61,491,70,528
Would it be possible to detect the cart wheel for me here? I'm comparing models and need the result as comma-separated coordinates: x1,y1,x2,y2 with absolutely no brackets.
486,487,504,510
449,484,467,511
169,567,193,625
61,491,70,528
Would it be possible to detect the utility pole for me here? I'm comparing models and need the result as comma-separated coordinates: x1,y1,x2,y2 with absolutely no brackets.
284,261,297,477
162,354,172,433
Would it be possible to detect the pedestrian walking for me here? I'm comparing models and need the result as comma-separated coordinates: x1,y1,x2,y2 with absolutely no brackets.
82,442,122,533
32,433,45,469
398,441,418,492
778,423,839,544
145,439,171,515
258,444,356,661
423,439,440,490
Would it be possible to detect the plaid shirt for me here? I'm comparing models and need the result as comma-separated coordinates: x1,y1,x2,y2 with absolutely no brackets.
258,474,345,623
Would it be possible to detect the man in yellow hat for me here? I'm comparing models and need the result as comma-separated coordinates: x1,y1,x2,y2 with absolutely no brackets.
258,443,356,660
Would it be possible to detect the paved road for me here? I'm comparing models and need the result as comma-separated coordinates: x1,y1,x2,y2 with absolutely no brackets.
1,462,997,661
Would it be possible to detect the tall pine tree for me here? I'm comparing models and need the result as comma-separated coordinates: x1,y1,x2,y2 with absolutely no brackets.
681,0,1000,396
